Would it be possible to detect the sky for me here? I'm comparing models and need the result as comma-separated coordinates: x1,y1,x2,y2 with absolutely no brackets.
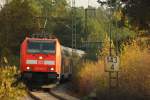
0,0,100,8
0,0,5,8
68,0,100,8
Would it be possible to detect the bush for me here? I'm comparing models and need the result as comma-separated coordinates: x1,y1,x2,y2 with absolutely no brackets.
73,40,150,100
74,60,106,96
0,66,26,100
118,41,150,100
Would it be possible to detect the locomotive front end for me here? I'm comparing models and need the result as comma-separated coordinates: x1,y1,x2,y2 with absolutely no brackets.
20,38,61,83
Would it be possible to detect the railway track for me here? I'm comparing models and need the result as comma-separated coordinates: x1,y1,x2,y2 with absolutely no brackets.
28,89,61,100
27,83,79,100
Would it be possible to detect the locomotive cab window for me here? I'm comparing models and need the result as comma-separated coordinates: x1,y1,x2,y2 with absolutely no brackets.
27,40,56,54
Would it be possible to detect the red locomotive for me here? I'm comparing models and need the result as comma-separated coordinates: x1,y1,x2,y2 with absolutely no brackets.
20,37,62,83
20,35,85,84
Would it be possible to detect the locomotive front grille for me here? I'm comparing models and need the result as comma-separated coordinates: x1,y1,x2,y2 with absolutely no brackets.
22,72,58,81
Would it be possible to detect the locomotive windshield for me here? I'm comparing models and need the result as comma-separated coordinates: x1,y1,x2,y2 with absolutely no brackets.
27,40,55,54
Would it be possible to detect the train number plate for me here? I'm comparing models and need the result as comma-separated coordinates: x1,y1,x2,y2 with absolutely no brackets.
104,56,120,72
37,60,44,64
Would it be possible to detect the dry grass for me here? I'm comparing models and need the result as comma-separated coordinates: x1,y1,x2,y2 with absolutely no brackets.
119,41,150,99
74,60,106,95
74,40,150,100
0,66,26,100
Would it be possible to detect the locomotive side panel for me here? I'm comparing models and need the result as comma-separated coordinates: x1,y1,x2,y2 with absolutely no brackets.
55,39,61,79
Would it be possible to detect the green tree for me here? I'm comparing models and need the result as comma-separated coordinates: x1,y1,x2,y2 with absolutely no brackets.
98,0,150,32
0,0,40,55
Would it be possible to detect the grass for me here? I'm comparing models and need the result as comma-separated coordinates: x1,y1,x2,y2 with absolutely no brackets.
118,41,150,100
73,40,150,100
0,66,27,100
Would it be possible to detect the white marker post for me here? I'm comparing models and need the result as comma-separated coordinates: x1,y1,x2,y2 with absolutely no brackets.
104,56,120,90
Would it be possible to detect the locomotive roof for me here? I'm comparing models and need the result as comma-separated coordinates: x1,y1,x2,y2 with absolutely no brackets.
25,37,58,41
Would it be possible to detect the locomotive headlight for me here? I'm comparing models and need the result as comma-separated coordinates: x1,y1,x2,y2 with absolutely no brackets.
39,56,43,60
27,66,30,70
50,68,54,71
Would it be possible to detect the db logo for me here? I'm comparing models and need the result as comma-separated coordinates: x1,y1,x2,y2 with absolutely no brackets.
37,60,44,64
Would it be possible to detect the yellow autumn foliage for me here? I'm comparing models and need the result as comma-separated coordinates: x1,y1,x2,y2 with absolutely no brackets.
113,9,123,21
77,60,105,95
75,39,150,99
119,40,150,98
101,34,115,57
0,66,27,100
